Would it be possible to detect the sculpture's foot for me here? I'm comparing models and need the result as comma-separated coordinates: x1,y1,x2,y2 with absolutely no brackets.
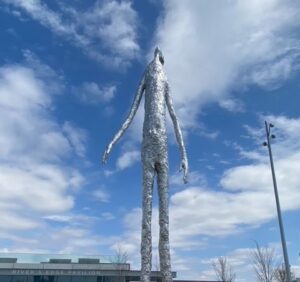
161,272,173,282
140,273,150,282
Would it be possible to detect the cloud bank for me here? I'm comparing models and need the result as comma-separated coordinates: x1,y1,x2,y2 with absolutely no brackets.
155,0,300,127
116,115,300,277
3,0,140,67
0,54,86,244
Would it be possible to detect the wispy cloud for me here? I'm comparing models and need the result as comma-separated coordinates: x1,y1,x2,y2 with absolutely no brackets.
110,0,300,159
154,0,300,127
0,53,85,236
3,0,140,67
200,243,289,282
170,170,207,187
219,98,245,113
63,121,87,158
116,150,140,170
73,82,116,105
92,189,111,203
113,115,300,277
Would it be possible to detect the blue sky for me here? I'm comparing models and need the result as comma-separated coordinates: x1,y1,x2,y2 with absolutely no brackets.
0,0,300,281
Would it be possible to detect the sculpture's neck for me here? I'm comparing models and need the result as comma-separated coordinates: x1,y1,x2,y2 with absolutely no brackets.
149,57,163,73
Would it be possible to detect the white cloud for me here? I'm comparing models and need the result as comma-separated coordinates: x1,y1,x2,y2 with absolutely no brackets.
292,265,300,278
0,55,113,251
0,164,75,214
0,209,40,231
82,0,139,60
109,0,300,159
38,226,113,254
0,57,85,234
249,53,300,90
170,170,206,187
63,121,87,158
116,150,140,170
170,187,274,237
74,82,116,104
200,247,253,281
96,111,300,280
220,116,300,215
43,213,98,225
100,212,115,221
5,211,118,255
4,0,140,67
43,215,73,223
93,189,110,203
154,0,300,127
200,243,291,282
114,115,300,274
169,116,300,241
219,98,245,113
0,64,69,163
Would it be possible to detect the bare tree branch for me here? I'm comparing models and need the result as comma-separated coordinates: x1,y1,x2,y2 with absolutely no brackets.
110,244,129,264
212,256,236,282
275,263,295,282
252,242,276,282
110,244,129,282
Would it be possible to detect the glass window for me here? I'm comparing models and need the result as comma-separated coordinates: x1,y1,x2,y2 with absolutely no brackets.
85,277,97,282
41,276,55,282
29,276,54,282
55,276,71,282
12,276,28,282
101,276,123,282
27,275,34,282
32,276,43,282
102,277,110,282
111,277,124,282
71,277,85,282
0,275,13,282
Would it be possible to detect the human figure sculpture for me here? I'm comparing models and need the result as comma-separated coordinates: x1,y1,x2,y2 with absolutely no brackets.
102,47,188,282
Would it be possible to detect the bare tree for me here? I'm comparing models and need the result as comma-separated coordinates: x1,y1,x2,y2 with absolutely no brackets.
252,242,276,282
110,245,129,282
274,263,295,282
110,244,129,264
275,264,287,282
212,256,236,282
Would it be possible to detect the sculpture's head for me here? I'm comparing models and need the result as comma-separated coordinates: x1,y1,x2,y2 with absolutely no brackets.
154,46,164,65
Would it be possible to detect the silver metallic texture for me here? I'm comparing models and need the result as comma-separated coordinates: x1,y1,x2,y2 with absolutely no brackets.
103,47,188,282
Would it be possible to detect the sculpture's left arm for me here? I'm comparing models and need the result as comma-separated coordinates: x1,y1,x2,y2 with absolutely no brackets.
165,82,188,183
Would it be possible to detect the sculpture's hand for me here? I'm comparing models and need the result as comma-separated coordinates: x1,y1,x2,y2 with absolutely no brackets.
180,158,188,184
102,144,112,164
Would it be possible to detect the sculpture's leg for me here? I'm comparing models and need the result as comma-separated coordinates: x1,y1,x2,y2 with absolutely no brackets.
157,161,172,282
141,158,155,282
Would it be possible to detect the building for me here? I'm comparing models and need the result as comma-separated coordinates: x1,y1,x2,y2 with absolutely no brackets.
0,253,230,282
0,254,176,282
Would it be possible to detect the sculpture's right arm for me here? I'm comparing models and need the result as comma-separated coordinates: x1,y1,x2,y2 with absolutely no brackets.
102,75,146,164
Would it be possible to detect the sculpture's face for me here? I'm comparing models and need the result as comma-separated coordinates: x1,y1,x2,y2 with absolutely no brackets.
154,47,164,65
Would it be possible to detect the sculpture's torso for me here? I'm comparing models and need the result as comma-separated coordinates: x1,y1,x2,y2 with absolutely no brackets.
143,59,167,150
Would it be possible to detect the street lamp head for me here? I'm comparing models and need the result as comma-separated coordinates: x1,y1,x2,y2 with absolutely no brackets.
269,123,274,128
263,141,268,146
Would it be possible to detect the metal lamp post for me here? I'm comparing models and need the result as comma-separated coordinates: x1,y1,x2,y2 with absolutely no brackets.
263,121,291,282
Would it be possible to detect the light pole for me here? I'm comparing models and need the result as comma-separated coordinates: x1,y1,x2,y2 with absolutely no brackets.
263,121,291,282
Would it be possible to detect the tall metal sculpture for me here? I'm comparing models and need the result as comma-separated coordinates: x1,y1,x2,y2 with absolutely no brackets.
102,47,188,282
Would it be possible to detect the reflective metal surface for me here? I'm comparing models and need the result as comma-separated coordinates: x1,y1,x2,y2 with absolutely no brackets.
103,47,188,282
